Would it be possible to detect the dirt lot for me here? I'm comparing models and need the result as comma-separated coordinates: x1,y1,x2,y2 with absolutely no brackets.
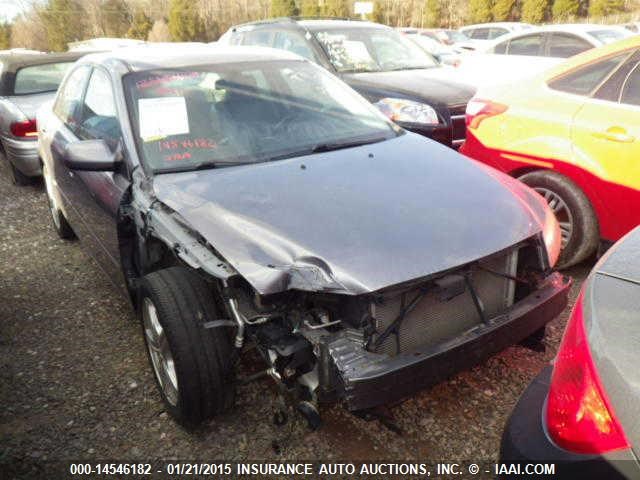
0,154,589,477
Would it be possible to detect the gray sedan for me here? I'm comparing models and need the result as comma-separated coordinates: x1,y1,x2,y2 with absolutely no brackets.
0,52,85,184
501,225,640,478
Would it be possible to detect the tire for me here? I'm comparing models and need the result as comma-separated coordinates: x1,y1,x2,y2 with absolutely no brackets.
42,162,75,240
9,162,32,186
518,171,599,269
138,267,235,428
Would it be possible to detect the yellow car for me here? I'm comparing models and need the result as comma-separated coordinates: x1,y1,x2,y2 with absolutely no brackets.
461,36,640,267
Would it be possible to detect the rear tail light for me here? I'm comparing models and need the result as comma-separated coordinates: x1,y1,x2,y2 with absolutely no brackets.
10,119,38,138
546,291,630,454
465,99,508,129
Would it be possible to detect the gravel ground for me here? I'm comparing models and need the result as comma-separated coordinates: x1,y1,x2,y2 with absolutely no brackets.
0,153,589,478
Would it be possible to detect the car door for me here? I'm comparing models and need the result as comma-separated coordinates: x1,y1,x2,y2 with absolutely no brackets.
52,66,130,287
570,50,640,240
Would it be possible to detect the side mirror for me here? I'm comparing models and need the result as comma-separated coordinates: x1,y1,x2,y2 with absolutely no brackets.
62,139,121,172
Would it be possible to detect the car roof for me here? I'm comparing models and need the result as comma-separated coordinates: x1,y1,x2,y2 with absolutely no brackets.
77,44,306,72
298,19,387,29
460,22,532,30
0,51,86,72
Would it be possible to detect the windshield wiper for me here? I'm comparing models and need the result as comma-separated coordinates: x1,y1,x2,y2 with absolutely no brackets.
154,160,251,174
385,65,435,71
310,136,389,153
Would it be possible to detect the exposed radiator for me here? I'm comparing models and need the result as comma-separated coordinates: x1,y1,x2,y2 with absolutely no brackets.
370,249,519,356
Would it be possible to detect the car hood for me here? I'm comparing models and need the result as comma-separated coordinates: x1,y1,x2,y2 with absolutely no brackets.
152,132,545,296
342,68,475,107
8,92,56,119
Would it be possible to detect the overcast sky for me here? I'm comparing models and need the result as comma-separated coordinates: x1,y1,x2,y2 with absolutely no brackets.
0,0,30,22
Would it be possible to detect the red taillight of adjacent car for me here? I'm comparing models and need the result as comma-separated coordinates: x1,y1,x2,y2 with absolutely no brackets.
465,99,508,129
10,119,38,138
546,292,630,454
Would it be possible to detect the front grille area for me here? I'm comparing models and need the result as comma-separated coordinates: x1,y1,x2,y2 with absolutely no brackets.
449,103,467,148
370,249,518,356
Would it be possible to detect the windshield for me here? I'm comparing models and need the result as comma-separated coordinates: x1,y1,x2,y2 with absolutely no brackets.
313,27,439,73
14,62,74,95
124,60,398,173
588,29,628,45
408,34,448,55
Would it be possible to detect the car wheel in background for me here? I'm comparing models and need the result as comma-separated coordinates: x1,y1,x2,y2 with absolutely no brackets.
518,171,599,268
42,162,75,239
9,162,32,186
138,267,235,428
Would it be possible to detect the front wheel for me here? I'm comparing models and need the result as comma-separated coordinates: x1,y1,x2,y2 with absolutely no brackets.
518,171,599,268
138,267,235,428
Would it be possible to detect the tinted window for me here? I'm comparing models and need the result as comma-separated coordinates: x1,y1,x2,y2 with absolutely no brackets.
242,29,273,47
621,64,640,106
14,62,74,95
77,69,121,146
593,51,638,102
494,40,508,54
470,28,490,39
507,34,544,56
273,31,316,62
548,53,628,96
53,66,91,127
488,28,508,39
548,33,591,58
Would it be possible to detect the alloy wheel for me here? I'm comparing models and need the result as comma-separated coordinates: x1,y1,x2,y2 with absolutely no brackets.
534,187,573,247
142,298,179,406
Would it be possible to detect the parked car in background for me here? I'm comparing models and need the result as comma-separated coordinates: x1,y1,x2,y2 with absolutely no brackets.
461,36,640,267
404,33,464,67
457,22,535,51
457,24,632,87
220,18,475,149
38,44,570,429
622,21,640,33
0,51,85,184
500,226,640,479
397,27,470,46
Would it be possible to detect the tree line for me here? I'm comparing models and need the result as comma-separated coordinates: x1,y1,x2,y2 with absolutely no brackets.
0,0,638,52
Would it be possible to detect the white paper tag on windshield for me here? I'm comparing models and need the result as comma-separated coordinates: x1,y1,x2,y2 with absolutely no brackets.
138,97,189,141
343,41,373,63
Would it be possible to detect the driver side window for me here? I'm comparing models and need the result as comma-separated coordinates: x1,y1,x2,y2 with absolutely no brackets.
54,65,91,129
77,69,122,149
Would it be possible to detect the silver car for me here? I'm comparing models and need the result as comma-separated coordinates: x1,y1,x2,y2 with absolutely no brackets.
0,52,84,184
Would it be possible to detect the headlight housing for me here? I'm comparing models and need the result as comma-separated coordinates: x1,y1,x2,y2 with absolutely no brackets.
374,98,441,125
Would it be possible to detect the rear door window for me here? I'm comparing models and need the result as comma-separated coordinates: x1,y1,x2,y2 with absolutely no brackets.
548,53,629,96
593,50,638,102
14,62,74,95
507,34,544,56
547,33,592,58
620,64,640,106
493,40,508,54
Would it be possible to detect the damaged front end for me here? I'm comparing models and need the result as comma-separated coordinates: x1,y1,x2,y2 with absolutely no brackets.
219,237,570,416
127,168,570,423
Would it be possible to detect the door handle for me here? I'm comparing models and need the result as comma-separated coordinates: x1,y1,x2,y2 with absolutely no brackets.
592,127,635,143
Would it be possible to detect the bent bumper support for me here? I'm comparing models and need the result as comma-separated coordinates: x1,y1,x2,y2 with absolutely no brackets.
324,273,571,411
